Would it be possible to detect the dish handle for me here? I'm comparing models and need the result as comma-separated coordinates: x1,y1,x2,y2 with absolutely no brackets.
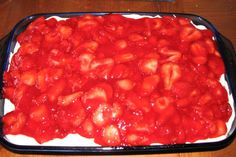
0,34,11,71
218,34,236,140
0,34,10,118
218,34,236,94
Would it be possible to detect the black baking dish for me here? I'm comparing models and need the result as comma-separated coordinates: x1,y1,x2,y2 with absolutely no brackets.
0,12,236,155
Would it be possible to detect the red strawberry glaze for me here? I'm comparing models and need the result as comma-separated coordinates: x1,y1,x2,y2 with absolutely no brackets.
2,14,232,146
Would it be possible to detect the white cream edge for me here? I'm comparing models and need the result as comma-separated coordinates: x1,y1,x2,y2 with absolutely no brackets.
3,14,235,146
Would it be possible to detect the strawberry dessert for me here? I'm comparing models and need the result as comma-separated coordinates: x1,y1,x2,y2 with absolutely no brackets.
2,14,233,146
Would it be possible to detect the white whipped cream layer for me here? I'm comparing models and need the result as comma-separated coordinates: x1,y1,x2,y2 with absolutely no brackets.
4,14,235,146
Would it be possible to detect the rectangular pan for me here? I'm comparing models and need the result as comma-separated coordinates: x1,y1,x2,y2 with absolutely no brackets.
0,12,236,154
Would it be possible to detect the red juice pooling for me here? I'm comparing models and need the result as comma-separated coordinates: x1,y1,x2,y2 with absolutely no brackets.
2,14,232,146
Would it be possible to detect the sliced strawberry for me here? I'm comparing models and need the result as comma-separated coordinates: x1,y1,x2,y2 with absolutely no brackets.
92,30,115,44
156,124,176,143
207,120,217,135
174,127,186,144
35,128,63,144
106,13,126,23
194,64,209,75
129,115,155,134
176,97,191,108
44,31,61,44
140,74,160,96
211,84,228,103
210,120,227,137
46,18,57,27
2,111,26,134
205,38,216,54
82,83,112,110
18,42,39,55
57,91,83,106
178,17,191,26
109,64,131,79
57,100,86,130
20,70,37,86
78,118,95,138
180,26,202,42
82,87,107,105
67,100,86,127
26,118,66,144
48,68,64,81
207,55,225,76
181,116,207,141
198,93,212,106
92,103,112,127
70,32,83,48
128,133,143,145
89,58,114,78
114,39,127,50
171,81,193,98
32,94,48,105
160,63,181,90
30,104,49,122
95,15,105,23
47,79,66,102
3,72,14,86
57,25,72,39
190,42,208,65
77,18,98,31
125,92,151,113
48,52,72,68
106,24,125,36
78,53,95,73
17,30,31,44
3,87,15,100
36,69,48,91
128,33,144,42
160,27,178,37
68,75,88,92
202,78,218,88
116,79,135,91
13,85,27,105
96,82,113,100
148,36,158,45
139,57,158,75
30,32,44,45
125,133,150,146
80,41,99,53
114,53,136,64
59,40,72,53
159,48,182,62
214,50,221,58
27,16,46,31
14,54,37,71
111,102,123,120
215,120,227,136
152,18,162,29
153,96,174,113
99,125,121,146
212,102,232,122
155,104,176,126
156,39,170,49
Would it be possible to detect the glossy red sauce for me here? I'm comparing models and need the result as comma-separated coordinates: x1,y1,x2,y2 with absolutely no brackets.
2,14,232,146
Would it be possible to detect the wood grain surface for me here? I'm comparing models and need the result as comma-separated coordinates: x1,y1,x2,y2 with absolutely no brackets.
0,0,235,157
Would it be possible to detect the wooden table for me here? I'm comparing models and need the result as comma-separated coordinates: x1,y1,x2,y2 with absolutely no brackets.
0,0,235,157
